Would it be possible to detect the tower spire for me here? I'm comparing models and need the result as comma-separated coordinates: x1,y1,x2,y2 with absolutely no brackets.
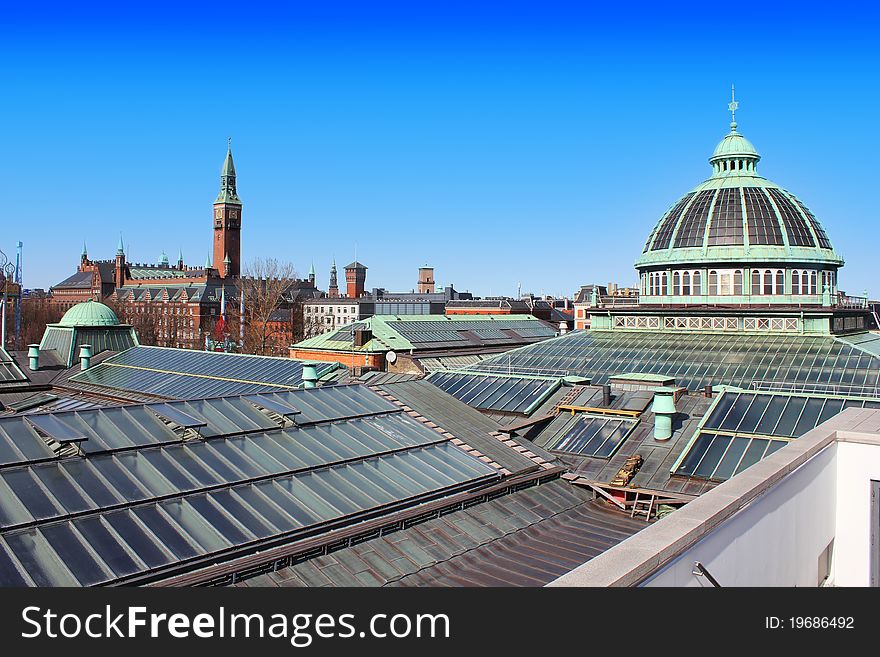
728,84,739,132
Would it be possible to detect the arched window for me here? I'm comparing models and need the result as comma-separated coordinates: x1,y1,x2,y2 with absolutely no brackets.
709,270,718,295
661,272,668,295
693,271,702,296
733,270,743,295
751,270,761,295
682,271,691,296
792,270,801,295
673,272,681,296
775,270,784,295
764,270,773,295
811,271,818,295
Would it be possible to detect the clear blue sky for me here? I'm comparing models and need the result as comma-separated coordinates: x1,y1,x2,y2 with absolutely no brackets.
3,1,878,297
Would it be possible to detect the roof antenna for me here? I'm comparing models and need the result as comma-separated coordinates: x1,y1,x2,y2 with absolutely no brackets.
728,84,739,132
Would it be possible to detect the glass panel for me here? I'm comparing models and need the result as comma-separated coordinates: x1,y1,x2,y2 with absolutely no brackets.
141,449,199,490
32,465,94,514
159,445,223,487
114,452,177,497
703,393,737,430
252,481,319,527
713,436,750,480
764,440,788,457
693,435,731,479
229,486,300,532
226,436,286,474
186,444,246,481
103,510,173,569
282,474,357,517
208,489,277,538
161,499,231,552
737,394,772,433
773,396,806,437
39,523,110,586
72,516,142,578
792,397,825,436
0,540,30,586
733,439,770,476
185,495,254,544
2,469,63,520
59,460,122,507
89,456,149,500
754,396,788,435
817,398,845,425
131,505,200,561
4,529,78,586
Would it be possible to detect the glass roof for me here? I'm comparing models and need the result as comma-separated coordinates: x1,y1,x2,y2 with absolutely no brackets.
675,390,880,482
68,346,339,399
534,413,637,458
464,330,880,393
427,371,562,415
0,348,27,385
0,384,500,586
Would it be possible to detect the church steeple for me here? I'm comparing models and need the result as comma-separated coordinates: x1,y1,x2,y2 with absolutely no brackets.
328,258,339,298
308,261,316,286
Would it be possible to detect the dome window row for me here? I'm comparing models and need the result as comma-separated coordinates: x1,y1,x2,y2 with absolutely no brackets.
641,268,835,298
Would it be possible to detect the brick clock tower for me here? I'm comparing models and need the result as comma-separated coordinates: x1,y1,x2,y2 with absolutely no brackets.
213,141,242,279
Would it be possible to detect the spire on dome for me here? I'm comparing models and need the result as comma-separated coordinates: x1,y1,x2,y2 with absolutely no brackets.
728,84,739,132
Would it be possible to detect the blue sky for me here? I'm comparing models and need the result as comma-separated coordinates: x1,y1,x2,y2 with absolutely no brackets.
3,1,878,297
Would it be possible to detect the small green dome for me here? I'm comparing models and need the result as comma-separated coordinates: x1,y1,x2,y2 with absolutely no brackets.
710,126,759,162
59,300,121,327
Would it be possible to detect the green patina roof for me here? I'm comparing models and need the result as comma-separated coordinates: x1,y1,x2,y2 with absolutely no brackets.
215,144,242,205
293,314,554,354
58,300,121,327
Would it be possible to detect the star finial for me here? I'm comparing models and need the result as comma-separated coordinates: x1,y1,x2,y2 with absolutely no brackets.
728,84,739,131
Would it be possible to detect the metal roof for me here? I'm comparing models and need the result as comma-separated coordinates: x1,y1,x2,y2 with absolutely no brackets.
234,478,645,587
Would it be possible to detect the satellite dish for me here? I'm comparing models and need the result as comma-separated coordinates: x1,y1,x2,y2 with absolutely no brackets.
386,350,397,364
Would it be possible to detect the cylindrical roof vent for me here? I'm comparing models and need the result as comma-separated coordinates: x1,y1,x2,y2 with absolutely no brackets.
79,344,93,371
301,362,318,389
651,386,677,441
27,344,40,371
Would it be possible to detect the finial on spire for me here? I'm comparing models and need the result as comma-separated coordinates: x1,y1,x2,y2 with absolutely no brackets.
227,136,232,152
728,84,739,131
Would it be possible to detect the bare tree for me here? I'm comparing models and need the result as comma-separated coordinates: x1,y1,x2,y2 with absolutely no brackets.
16,299,62,349
239,258,298,355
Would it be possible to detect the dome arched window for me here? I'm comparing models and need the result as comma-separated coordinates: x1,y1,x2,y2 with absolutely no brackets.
775,270,785,295
709,270,718,295
682,271,691,295
810,271,818,295
693,271,701,295
734,270,743,295
763,270,773,295
751,269,761,296
673,272,681,296
792,270,801,295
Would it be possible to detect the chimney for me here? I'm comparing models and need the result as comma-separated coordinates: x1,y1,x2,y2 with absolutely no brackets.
704,384,713,398
301,362,318,389
354,328,372,347
651,387,677,441
79,344,93,371
28,344,40,371
558,320,568,335
602,384,612,406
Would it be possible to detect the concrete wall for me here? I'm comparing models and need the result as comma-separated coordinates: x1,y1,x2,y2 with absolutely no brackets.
642,445,838,587
833,442,880,586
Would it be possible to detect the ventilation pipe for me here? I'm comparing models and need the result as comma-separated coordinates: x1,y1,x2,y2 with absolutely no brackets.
602,384,612,407
301,362,318,389
28,344,40,371
704,384,713,398
79,344,93,371
652,387,677,441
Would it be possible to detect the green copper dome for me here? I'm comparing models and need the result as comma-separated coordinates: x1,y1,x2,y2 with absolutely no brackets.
636,119,842,271
59,300,121,327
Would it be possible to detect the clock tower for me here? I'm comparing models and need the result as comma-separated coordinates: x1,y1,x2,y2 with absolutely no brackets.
213,140,242,279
